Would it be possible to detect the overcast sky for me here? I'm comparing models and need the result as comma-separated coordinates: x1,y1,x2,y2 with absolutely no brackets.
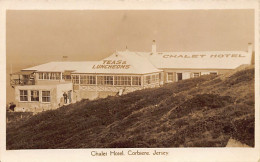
7,10,254,67
6,9,254,102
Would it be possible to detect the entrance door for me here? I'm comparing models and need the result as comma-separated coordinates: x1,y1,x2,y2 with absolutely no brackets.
177,73,182,81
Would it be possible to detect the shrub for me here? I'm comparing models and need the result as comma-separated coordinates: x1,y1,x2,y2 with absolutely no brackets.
169,94,233,119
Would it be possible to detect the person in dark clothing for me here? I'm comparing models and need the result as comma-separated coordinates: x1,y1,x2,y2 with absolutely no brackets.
63,92,68,104
8,102,16,111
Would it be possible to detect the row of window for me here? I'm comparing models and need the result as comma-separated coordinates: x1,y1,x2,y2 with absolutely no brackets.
37,73,157,86
38,72,72,80
38,72,61,80
144,74,160,84
37,71,217,82
20,90,51,102
167,72,218,82
72,75,142,86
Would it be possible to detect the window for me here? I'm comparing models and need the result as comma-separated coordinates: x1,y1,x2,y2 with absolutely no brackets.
38,72,61,80
97,76,104,85
49,72,61,80
152,75,156,82
132,76,141,86
55,73,61,80
87,76,96,85
156,74,159,82
193,73,200,78
114,76,131,86
20,90,28,101
80,75,87,84
80,75,96,85
97,76,114,85
31,90,39,101
201,72,210,75
51,72,61,80
104,76,113,85
39,73,43,79
23,75,29,80
50,73,55,80
43,72,50,80
210,72,218,75
167,73,174,82
145,75,151,84
62,74,71,80
145,74,159,84
72,75,80,84
42,91,51,102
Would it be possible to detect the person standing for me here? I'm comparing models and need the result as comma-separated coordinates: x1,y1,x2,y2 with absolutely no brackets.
68,90,72,104
63,92,68,104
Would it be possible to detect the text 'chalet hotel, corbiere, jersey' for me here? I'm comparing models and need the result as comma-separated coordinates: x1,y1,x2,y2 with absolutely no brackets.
10,40,254,112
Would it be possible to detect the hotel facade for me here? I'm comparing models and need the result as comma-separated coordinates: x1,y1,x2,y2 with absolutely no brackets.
10,41,253,112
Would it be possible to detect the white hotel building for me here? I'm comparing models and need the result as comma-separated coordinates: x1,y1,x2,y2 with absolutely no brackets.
10,41,253,112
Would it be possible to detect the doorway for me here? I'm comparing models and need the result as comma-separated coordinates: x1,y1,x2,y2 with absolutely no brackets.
177,73,182,81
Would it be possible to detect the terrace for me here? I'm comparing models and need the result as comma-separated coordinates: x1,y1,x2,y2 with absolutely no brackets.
10,70,36,87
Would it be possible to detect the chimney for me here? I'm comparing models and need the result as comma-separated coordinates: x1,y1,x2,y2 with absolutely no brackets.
152,40,156,53
248,43,253,55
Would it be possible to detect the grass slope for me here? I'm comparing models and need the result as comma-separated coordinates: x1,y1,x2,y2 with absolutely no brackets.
7,65,255,149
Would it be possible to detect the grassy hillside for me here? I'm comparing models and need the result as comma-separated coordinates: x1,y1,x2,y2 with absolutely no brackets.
6,65,255,149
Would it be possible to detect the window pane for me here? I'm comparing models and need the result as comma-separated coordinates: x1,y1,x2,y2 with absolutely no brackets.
145,76,151,84
31,90,39,101
43,73,49,79
72,75,80,84
20,90,28,101
193,73,200,77
89,76,96,84
167,73,173,81
56,73,61,80
97,76,103,85
156,74,159,82
42,91,51,102
80,75,87,84
104,76,113,85
39,73,43,79
132,76,141,85
152,75,155,82
50,73,55,80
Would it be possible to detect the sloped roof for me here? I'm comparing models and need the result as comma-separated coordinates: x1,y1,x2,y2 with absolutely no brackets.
21,49,252,74
138,51,252,69
22,51,162,74
22,61,97,72
73,51,162,74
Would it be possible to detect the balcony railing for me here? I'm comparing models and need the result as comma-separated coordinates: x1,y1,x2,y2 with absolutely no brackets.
10,79,35,86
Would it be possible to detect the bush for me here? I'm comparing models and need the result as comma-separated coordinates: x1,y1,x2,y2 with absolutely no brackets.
169,94,233,119
6,66,255,149
231,114,254,147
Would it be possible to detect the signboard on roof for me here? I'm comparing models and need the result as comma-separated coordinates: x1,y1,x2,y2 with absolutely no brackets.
162,54,246,58
92,60,130,69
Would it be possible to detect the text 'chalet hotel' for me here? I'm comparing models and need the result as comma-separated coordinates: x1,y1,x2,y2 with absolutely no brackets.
10,40,254,112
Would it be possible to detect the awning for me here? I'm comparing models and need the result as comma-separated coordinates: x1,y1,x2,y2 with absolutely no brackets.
63,70,75,75
11,70,36,75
